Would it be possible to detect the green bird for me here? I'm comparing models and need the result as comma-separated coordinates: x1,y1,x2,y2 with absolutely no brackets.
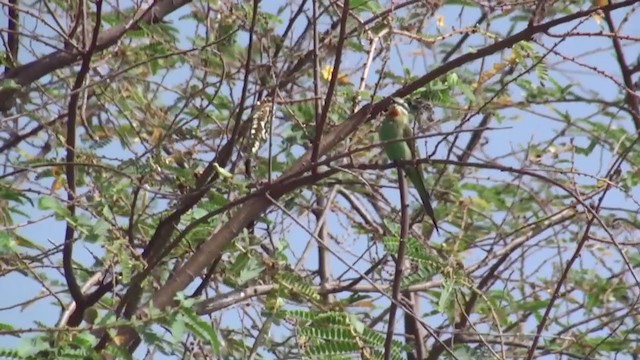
378,97,439,234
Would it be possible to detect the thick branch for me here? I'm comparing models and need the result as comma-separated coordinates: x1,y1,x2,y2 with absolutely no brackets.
3,0,19,75
112,0,640,350
0,0,192,111
603,6,640,129
63,0,104,312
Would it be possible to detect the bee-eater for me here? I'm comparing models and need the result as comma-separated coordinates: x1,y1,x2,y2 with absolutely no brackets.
378,97,439,234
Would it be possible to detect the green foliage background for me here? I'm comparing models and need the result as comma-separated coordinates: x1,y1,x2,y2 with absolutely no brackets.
1,0,640,359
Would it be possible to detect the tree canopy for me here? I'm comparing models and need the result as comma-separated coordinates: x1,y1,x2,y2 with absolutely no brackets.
1,0,640,359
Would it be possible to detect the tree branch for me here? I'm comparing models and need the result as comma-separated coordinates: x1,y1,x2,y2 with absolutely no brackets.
62,0,103,313
0,0,192,111
110,0,640,350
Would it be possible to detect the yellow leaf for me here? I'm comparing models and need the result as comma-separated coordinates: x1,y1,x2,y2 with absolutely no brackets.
321,65,333,81
113,334,127,345
51,178,63,192
494,95,513,107
350,300,375,308
321,65,350,84
51,166,64,192
437,15,445,28
338,73,351,85
149,127,164,146
166,151,181,165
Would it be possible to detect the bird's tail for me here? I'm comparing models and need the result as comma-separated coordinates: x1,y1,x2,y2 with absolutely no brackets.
406,168,440,234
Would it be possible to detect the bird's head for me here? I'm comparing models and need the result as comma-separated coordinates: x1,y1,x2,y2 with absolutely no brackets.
386,97,410,120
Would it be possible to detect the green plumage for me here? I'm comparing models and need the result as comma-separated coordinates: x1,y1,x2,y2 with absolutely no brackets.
378,98,439,234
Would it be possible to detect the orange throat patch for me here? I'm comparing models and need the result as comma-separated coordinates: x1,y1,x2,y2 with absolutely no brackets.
388,105,401,118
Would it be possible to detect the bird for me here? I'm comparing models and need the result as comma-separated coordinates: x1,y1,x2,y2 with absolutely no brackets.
378,97,439,234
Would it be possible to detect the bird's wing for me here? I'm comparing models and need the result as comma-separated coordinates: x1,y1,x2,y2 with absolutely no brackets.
402,122,420,160
402,121,439,233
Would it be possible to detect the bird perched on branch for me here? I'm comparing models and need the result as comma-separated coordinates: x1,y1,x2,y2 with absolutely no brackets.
378,97,439,234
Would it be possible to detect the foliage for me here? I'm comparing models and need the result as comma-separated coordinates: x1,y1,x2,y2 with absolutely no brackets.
1,0,640,359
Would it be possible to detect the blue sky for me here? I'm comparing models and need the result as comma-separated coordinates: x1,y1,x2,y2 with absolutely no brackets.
1,1,639,359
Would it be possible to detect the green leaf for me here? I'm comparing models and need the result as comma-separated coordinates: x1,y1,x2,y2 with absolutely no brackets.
517,299,549,312
460,83,476,102
237,256,264,285
85,219,110,243
346,313,365,334
0,185,31,205
0,348,22,359
182,308,221,354
350,0,382,12
38,195,71,219
0,231,16,254
13,234,45,251
212,163,233,178
0,79,21,91
170,315,187,343
575,138,598,155
438,280,454,313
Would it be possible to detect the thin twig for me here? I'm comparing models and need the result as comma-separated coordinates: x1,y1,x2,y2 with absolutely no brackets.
311,0,350,170
383,168,409,360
